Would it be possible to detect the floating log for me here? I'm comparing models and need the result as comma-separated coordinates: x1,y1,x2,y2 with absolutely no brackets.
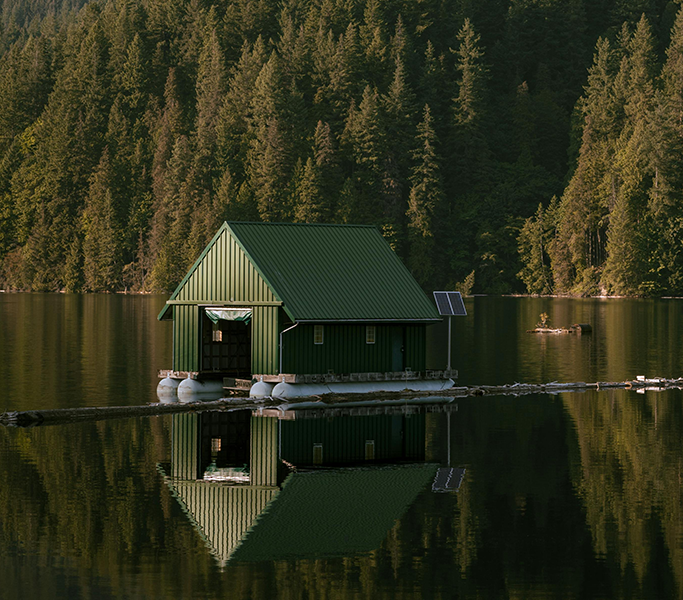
527,323,592,334
3,377,683,428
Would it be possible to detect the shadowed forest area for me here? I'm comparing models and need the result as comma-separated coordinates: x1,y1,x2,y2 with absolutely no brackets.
0,0,681,295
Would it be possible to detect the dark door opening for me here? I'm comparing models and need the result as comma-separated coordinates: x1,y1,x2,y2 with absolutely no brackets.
201,313,251,376
199,410,251,479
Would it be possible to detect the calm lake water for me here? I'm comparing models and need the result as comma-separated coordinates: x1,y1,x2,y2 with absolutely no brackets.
1,293,683,599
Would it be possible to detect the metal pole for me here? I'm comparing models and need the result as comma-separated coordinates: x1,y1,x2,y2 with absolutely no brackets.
279,322,299,374
447,316,452,371
447,411,451,467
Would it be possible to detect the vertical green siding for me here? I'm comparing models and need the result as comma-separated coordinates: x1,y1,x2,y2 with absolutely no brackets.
176,230,277,304
173,305,199,372
250,417,279,486
251,307,280,375
170,229,279,373
172,414,199,480
171,482,278,563
404,325,426,371
282,324,426,374
280,414,426,465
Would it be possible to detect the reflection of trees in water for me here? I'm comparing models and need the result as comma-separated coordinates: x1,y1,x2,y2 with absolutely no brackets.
564,390,683,598
3,392,682,599
0,417,218,599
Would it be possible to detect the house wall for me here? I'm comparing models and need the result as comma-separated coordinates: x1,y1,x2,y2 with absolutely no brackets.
172,413,199,480
173,305,200,372
171,229,280,373
251,306,280,375
281,323,427,374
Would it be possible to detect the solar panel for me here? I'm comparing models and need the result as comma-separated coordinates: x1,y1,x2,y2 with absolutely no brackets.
433,291,467,316
432,467,466,493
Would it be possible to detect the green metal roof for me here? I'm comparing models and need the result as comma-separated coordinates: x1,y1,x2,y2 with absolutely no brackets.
158,222,441,322
228,222,440,322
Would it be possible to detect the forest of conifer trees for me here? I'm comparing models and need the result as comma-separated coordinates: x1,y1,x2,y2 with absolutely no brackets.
0,0,680,295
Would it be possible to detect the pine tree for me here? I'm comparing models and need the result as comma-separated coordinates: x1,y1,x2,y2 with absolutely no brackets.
406,104,443,288
382,50,416,227
448,18,492,285
82,148,122,292
215,36,267,187
149,134,196,291
550,37,620,293
339,85,386,224
647,7,683,294
312,120,342,216
247,53,292,221
294,157,327,222
602,15,657,295
518,201,554,294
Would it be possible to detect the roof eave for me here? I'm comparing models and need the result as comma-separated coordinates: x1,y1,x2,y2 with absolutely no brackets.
293,318,441,324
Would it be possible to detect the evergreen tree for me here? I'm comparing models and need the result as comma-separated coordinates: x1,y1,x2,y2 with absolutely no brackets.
647,7,683,294
549,37,621,293
448,18,492,286
602,15,657,295
311,119,341,216
148,135,193,291
517,201,554,294
339,85,386,224
294,157,326,222
247,53,292,221
82,148,122,292
406,104,443,288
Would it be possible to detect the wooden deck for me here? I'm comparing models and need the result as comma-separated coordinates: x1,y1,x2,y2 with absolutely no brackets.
159,369,459,390
158,370,200,380
250,369,458,385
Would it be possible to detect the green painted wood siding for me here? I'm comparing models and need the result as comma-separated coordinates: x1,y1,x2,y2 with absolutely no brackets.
281,324,427,374
173,305,199,372
251,307,280,375
404,324,427,371
172,414,199,480
175,228,277,304
170,482,278,564
250,417,279,486
280,414,426,465
171,229,279,372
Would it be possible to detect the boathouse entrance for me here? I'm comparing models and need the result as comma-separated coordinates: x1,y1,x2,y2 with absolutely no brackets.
200,307,252,377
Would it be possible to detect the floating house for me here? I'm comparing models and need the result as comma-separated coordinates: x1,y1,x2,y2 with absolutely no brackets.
157,222,453,398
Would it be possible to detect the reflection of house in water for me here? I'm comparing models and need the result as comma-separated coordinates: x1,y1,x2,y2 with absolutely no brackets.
160,406,461,565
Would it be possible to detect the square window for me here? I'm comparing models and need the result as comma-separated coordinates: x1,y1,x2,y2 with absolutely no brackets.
314,324,324,345
366,325,376,344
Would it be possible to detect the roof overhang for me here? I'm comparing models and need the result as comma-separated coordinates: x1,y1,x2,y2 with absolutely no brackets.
293,318,441,324
158,300,284,321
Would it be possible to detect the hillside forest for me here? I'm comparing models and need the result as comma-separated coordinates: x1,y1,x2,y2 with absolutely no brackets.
0,0,682,295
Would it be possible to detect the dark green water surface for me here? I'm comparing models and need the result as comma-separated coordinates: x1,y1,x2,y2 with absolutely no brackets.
1,294,682,599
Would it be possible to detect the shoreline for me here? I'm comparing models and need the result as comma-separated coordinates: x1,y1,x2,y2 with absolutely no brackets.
2,289,683,300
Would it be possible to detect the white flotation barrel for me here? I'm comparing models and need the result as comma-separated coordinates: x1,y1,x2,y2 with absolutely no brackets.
271,378,455,398
156,377,180,403
250,378,275,398
177,377,224,403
